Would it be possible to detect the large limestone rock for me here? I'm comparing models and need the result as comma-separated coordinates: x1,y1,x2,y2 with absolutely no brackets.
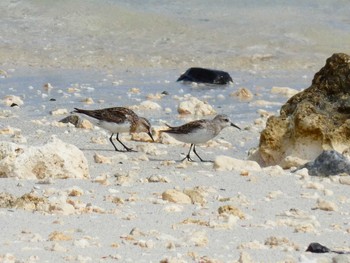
253,53,350,168
0,136,89,179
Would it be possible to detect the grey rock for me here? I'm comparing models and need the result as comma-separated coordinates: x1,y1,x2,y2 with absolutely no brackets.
302,150,350,176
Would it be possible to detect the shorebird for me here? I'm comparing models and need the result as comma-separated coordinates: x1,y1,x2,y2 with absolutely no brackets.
161,114,240,162
73,107,154,152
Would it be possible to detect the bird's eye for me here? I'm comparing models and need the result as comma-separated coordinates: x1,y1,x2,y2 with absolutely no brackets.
224,118,229,122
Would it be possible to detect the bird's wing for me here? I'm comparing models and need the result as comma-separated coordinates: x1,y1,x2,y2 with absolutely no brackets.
74,107,135,124
163,120,205,134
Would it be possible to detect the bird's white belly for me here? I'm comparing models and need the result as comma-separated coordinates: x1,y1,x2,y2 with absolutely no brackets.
168,129,215,144
98,120,131,133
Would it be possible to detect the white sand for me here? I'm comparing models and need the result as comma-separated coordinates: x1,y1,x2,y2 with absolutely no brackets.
0,69,349,263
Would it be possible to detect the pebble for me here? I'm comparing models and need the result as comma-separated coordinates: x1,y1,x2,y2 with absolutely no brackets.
214,156,261,172
270,86,299,97
231,87,254,101
162,189,192,204
50,108,68,115
316,199,338,211
177,96,216,116
93,153,111,164
2,95,24,106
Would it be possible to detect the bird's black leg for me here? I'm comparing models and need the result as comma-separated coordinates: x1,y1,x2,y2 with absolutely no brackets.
109,133,122,152
193,145,212,162
116,133,136,152
181,144,195,162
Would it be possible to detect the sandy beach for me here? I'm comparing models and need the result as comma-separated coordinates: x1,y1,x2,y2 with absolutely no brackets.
1,1,350,262
0,67,349,263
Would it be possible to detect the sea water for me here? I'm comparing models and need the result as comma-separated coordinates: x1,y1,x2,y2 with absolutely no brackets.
0,0,350,123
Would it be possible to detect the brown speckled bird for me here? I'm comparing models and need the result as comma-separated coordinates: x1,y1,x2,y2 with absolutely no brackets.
74,107,154,152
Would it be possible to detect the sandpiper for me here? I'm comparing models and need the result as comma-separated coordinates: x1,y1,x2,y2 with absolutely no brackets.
73,107,154,152
161,114,240,162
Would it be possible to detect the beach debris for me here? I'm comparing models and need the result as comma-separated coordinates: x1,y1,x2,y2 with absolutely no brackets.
81,97,94,104
2,95,23,106
162,189,192,204
218,205,245,219
213,156,261,172
177,67,233,85
297,150,350,176
93,153,111,164
0,136,89,179
48,231,73,241
60,115,94,129
252,53,350,168
270,86,299,98
43,82,53,91
315,198,338,211
0,69,8,78
306,242,350,254
264,236,300,250
183,188,206,205
59,115,80,126
231,87,253,101
177,96,216,116
129,100,162,110
238,251,254,263
50,108,68,115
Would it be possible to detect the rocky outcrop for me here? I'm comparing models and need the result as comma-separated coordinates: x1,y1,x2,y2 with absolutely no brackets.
0,136,89,179
252,53,350,168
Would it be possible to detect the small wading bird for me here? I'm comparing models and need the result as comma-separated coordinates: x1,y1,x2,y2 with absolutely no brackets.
73,107,154,152
161,114,241,162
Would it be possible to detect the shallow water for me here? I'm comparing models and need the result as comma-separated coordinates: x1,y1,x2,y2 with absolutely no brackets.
0,0,348,144
1,0,349,71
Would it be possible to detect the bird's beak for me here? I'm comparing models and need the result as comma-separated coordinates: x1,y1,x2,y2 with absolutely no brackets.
148,131,155,142
231,123,241,130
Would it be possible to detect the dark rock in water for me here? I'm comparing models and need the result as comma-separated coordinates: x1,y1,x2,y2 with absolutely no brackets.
251,53,350,168
302,150,350,176
177,67,233,85
306,243,331,253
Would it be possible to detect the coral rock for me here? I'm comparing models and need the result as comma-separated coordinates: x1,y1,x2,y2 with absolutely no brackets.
0,136,89,179
177,97,216,116
253,53,350,167
162,189,192,204
214,155,261,172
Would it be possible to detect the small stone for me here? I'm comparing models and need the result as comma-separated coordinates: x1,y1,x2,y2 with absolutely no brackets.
162,189,192,204
339,177,350,185
67,187,84,197
77,119,93,129
49,242,67,252
231,87,253,101
183,189,206,205
270,86,299,97
177,96,216,116
59,115,80,126
43,83,53,91
214,156,261,172
94,153,111,164
50,108,68,115
238,251,254,263
2,95,24,106
81,97,94,104
218,205,245,219
316,199,338,211
48,231,72,241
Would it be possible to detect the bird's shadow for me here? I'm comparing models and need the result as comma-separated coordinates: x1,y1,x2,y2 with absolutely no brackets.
78,148,214,163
